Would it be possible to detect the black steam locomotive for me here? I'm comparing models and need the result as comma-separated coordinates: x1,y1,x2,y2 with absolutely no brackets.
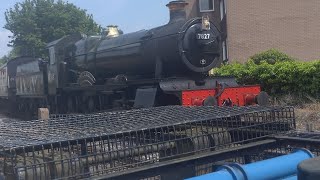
0,1,267,115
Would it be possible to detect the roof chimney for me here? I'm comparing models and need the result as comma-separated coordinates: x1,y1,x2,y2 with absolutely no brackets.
166,1,188,23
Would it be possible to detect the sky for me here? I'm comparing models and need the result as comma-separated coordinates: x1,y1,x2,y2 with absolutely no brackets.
0,0,172,57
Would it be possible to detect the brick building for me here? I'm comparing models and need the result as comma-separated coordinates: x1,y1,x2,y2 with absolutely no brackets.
184,0,320,62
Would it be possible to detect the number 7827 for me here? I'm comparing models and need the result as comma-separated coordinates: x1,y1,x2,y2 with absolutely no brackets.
197,33,210,40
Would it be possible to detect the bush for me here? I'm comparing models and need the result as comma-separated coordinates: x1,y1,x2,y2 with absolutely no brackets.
213,50,320,97
250,49,295,64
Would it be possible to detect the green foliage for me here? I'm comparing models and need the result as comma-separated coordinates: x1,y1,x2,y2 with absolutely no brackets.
0,56,8,65
4,0,102,57
250,49,295,65
213,50,320,97
0,49,19,65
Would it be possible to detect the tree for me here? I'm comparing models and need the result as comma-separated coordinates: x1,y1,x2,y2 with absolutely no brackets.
0,56,8,65
0,49,19,65
4,0,102,57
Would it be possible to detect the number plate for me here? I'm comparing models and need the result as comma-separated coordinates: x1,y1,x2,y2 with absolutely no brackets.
196,33,210,40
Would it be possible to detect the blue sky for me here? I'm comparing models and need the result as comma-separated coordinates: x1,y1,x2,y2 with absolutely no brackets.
0,0,172,57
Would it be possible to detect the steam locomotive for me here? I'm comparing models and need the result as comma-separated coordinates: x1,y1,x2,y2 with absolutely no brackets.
0,1,268,115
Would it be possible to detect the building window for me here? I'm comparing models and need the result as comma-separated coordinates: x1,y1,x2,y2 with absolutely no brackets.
199,0,214,12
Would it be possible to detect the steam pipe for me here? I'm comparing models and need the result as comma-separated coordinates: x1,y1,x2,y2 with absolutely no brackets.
186,149,314,180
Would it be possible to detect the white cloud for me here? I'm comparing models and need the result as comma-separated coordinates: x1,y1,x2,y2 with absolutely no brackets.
0,30,12,57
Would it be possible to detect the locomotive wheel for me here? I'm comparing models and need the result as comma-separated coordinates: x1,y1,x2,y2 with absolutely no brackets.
67,97,75,113
48,99,56,114
18,103,24,112
29,99,36,116
88,97,95,113
19,100,27,113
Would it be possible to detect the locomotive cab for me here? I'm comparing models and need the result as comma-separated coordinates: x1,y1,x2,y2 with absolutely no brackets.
46,33,84,95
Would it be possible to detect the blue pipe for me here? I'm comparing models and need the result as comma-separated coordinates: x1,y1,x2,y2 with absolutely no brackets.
282,176,297,180
186,149,313,180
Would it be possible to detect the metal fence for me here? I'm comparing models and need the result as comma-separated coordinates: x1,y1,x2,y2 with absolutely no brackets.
106,133,320,180
0,106,295,179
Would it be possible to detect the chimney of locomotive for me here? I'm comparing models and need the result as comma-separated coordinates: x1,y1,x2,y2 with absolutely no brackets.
166,1,188,23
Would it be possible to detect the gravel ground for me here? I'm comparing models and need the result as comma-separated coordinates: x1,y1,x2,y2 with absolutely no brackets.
295,103,320,131
272,95,320,131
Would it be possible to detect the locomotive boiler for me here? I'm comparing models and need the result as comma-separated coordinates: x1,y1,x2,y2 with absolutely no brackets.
63,1,221,84
0,1,268,115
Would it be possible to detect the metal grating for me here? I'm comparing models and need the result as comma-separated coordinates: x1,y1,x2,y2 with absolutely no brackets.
0,106,295,179
109,137,320,180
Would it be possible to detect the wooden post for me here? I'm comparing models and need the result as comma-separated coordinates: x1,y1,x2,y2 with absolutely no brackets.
38,108,49,120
